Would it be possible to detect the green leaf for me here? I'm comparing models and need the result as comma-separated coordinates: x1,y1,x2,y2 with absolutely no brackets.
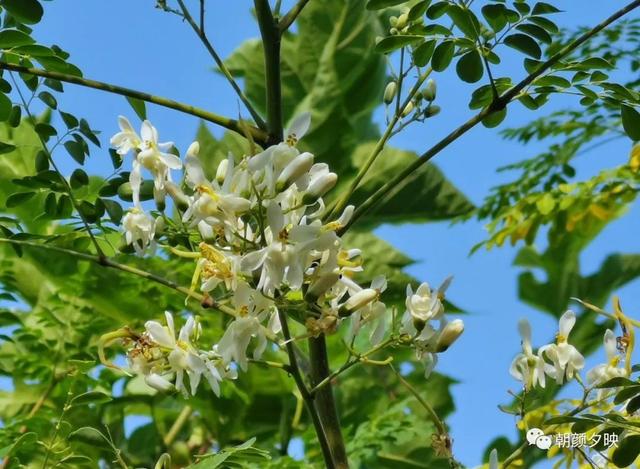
0,29,36,48
456,49,483,83
0,93,12,122
349,143,474,225
504,34,542,59
37,91,57,109
482,4,508,32
528,15,559,33
612,435,640,468
625,395,640,414
516,23,552,44
126,96,147,120
412,40,436,67
70,168,89,189
482,108,507,128
68,426,112,448
408,1,430,21
0,141,16,154
366,0,407,9
6,192,35,207
70,390,112,407
621,105,640,141
426,1,449,19
101,198,123,224
532,2,562,15
431,40,455,72
0,0,43,24
598,377,639,389
375,35,423,54
64,140,85,164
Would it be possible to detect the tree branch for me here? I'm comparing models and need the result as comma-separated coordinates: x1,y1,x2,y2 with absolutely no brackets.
308,336,349,469
277,310,335,469
254,0,283,143
279,0,312,33
0,61,269,145
175,0,267,130
341,0,640,233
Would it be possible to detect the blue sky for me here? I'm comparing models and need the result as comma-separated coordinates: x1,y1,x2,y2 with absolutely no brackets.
18,0,640,467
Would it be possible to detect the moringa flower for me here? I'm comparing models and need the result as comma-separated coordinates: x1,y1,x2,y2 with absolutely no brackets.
509,318,554,390
587,329,627,386
539,310,585,385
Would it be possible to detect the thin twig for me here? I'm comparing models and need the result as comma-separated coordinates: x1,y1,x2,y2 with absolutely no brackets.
341,0,640,233
163,405,193,447
175,0,266,129
0,237,237,318
279,0,312,33
0,61,268,145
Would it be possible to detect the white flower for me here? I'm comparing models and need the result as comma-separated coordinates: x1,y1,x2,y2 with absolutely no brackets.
122,207,156,255
346,276,388,345
144,312,206,396
435,318,464,352
401,278,450,336
509,318,554,390
284,112,311,147
587,329,627,386
110,116,140,156
539,310,585,385
183,146,251,228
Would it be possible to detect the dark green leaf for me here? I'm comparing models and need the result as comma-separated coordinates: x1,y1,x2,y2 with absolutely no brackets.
8,105,21,127
0,0,44,24
375,35,423,54
60,111,78,129
431,40,455,72
366,0,407,9
0,141,16,154
612,435,640,468
64,140,85,164
125,96,146,120
516,23,552,44
426,1,449,19
408,1,430,21
504,34,542,59
482,107,507,128
0,93,12,121
598,377,639,389
34,123,57,139
528,16,559,33
0,29,36,48
70,168,89,189
626,395,640,414
412,40,436,67
101,198,123,224
531,2,562,15
456,49,483,83
38,91,57,109
621,105,640,141
482,4,508,32
6,192,35,207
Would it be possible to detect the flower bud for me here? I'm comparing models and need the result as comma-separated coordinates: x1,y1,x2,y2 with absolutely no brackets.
401,101,414,118
154,216,165,234
165,181,190,211
425,105,441,118
435,319,464,352
154,187,166,212
305,273,340,302
396,13,408,30
302,172,337,204
384,82,397,105
216,158,228,185
276,152,314,192
339,288,378,317
389,16,398,27
422,79,437,101
145,373,174,392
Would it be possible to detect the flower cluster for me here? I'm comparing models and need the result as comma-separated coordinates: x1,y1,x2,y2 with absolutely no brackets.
510,310,627,391
110,115,464,395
